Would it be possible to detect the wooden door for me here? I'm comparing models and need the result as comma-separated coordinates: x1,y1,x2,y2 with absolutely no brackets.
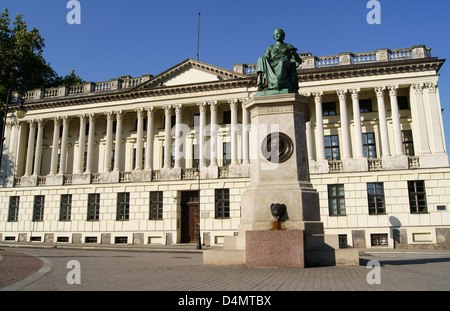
180,191,199,243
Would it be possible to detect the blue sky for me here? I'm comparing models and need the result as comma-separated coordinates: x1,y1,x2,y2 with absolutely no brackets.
3,0,450,150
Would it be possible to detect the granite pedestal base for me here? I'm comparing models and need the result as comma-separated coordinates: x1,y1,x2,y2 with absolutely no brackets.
245,230,305,268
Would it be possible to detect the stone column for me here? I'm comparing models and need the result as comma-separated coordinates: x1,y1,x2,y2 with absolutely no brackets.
197,102,207,168
24,121,36,177
350,89,364,158
174,104,183,168
388,85,404,156
75,114,86,174
86,113,96,173
209,101,218,166
49,117,60,175
411,84,430,154
337,89,352,159
313,92,325,161
113,110,123,171
228,98,239,165
32,119,45,176
375,86,391,157
163,105,172,169
306,120,315,161
145,107,154,170
58,116,70,175
104,112,114,172
135,108,144,170
424,82,445,153
241,98,250,164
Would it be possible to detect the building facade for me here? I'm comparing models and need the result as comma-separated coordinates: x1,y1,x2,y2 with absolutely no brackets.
1,45,449,249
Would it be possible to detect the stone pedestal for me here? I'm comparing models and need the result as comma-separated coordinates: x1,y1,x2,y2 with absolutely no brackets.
246,230,305,268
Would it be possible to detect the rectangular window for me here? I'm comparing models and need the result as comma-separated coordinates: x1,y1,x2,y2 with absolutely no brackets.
402,130,415,156
8,196,20,222
408,180,427,213
117,192,130,220
133,148,146,169
223,142,231,166
192,144,199,169
367,183,385,215
362,132,377,159
60,194,72,221
371,234,388,246
322,101,337,116
87,193,100,221
222,110,231,124
397,96,409,110
324,135,340,161
328,184,345,216
149,191,163,220
215,189,230,218
33,195,45,222
359,99,373,113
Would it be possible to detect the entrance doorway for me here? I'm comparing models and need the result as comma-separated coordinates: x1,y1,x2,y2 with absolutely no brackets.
180,191,200,243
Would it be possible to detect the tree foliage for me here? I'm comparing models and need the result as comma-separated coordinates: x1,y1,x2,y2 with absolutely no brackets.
0,8,83,109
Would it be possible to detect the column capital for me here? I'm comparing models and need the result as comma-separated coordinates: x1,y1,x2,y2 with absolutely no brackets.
163,105,172,115
87,113,96,123
387,85,399,96
135,107,145,118
411,83,424,94
208,100,218,111
424,82,438,93
52,116,61,126
227,98,239,109
312,91,323,102
238,97,250,105
174,104,183,114
61,115,70,125
145,106,154,117
114,110,123,120
336,89,347,100
374,86,386,97
197,101,208,112
105,111,115,120
27,120,36,127
349,88,360,99
37,118,46,128
77,114,87,122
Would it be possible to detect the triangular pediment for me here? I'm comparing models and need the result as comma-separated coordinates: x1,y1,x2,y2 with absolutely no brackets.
135,58,247,90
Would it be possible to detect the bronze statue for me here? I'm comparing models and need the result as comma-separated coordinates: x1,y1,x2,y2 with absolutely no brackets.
257,28,302,93
270,203,287,230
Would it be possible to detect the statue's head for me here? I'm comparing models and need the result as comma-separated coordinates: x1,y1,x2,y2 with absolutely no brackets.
273,28,285,41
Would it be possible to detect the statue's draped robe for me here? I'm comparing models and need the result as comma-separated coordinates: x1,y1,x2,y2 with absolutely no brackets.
257,43,300,92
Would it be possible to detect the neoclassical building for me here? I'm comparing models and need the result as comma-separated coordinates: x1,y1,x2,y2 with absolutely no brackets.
1,45,449,249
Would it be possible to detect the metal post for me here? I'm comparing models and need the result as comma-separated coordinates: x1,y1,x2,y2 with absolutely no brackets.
196,167,202,249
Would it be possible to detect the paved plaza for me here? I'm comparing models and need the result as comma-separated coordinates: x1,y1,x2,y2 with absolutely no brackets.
0,244,449,292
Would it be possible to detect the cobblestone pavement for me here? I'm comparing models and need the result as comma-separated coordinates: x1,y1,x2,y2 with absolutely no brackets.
1,245,449,292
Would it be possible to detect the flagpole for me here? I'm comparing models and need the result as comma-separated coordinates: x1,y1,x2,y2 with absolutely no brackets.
197,12,201,61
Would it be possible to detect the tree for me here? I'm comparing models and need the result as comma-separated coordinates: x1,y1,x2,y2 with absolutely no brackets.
0,8,83,110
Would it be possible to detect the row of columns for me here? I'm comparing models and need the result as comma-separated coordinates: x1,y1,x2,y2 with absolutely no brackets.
311,86,400,161
21,99,250,177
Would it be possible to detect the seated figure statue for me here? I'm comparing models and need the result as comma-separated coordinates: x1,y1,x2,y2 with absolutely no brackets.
257,28,302,93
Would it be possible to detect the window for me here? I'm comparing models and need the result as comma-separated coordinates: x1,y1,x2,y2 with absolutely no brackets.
338,234,348,248
367,183,385,215
222,110,231,124
110,149,115,171
359,99,373,113
60,194,72,221
397,96,409,110
324,135,340,161
371,234,388,246
133,148,146,169
33,195,45,222
408,180,427,213
328,184,345,216
150,191,163,220
215,189,230,218
223,142,231,166
322,101,337,116
402,130,415,156
87,193,100,221
362,133,377,159
117,192,130,220
8,196,20,222
192,144,199,169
